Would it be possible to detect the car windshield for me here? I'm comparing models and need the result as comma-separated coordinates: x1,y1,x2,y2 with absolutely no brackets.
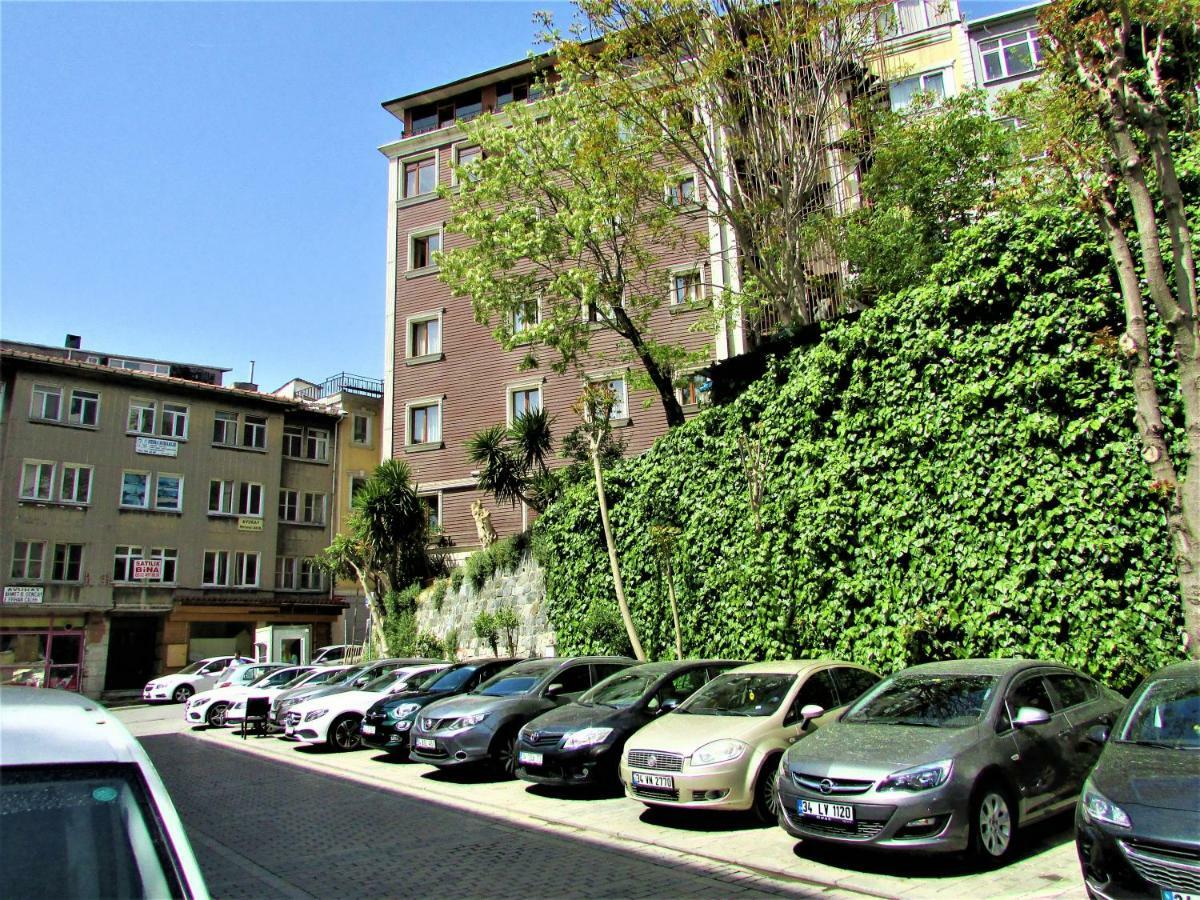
476,660,558,696
255,669,302,688
361,669,403,692
423,665,477,693
1116,674,1200,749
304,668,347,686
331,665,369,685
174,661,206,676
677,672,796,716
843,674,998,727
580,667,662,708
1,763,185,898
400,668,446,691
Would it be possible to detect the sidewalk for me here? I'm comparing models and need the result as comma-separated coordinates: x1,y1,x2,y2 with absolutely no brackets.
125,711,1084,900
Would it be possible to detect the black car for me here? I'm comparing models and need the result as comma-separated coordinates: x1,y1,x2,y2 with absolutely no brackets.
361,658,522,755
1076,660,1200,899
514,659,745,789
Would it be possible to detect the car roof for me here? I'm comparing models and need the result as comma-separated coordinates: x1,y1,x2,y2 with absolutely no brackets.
555,656,638,664
899,658,1055,677
1144,660,1200,680
0,687,142,766
726,659,855,675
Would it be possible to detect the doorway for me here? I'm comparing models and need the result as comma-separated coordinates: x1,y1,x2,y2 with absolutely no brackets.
103,616,160,690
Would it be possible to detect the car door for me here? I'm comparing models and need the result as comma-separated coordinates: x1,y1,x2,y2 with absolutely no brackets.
999,671,1070,819
782,669,840,744
546,663,593,704
1043,671,1113,793
195,658,230,691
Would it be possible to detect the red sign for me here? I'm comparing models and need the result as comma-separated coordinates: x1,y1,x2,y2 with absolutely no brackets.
133,559,162,580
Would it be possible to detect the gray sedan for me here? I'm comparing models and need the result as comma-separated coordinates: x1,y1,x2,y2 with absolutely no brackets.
777,658,1124,862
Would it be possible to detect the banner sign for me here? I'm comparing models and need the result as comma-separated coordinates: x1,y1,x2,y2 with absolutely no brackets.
133,559,163,580
135,437,179,457
238,517,264,532
3,586,44,604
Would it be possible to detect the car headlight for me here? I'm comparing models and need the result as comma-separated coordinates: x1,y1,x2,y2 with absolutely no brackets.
1081,778,1131,828
878,760,953,792
187,696,207,708
447,713,487,732
562,727,613,750
691,739,748,767
304,709,329,722
392,703,421,719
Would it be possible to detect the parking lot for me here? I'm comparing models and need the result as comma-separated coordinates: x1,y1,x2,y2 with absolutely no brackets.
119,705,1084,899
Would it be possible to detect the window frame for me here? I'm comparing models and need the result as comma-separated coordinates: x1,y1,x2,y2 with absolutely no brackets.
67,389,100,428
408,226,444,273
401,153,439,200
304,428,330,462
50,542,84,583
351,413,372,446
10,540,46,582
279,488,299,522
666,173,699,207
241,415,267,450
406,397,444,448
407,310,444,361
113,545,145,584
451,143,482,185
212,411,239,446
119,470,152,509
668,264,705,307
148,547,178,585
30,384,62,422
160,402,189,439
276,556,298,590
302,492,327,526
154,473,184,512
979,27,1043,82
59,463,94,505
202,549,230,587
889,68,951,111
233,551,261,588
127,398,157,435
675,372,708,409
237,482,264,518
282,425,303,457
419,492,442,531
19,460,56,502
506,381,543,426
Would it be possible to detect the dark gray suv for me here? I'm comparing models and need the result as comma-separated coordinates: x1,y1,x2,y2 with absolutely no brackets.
408,656,635,776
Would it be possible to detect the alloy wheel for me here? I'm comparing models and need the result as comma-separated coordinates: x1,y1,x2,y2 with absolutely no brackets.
173,685,193,703
754,761,782,823
207,702,229,728
331,716,361,751
977,790,1012,858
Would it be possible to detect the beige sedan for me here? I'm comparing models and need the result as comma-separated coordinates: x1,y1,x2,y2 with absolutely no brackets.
619,659,880,821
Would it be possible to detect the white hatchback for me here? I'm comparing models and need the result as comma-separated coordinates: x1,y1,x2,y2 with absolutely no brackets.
142,656,247,704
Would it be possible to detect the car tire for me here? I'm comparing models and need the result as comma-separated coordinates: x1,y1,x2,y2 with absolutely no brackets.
206,702,229,728
752,755,783,824
329,714,362,752
492,726,519,778
172,684,194,703
970,780,1017,864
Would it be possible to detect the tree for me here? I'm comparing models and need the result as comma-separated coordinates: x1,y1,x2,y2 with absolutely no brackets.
466,407,558,513
648,523,684,659
1021,0,1199,655
438,65,706,428
473,610,500,656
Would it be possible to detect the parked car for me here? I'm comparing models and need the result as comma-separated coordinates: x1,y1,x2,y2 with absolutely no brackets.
516,659,746,790
211,661,290,691
285,664,449,750
142,655,247,703
185,665,314,728
1076,660,1200,898
226,666,328,726
361,658,522,756
621,660,879,821
270,658,434,728
0,686,209,898
408,656,636,775
776,658,1124,862
312,644,361,666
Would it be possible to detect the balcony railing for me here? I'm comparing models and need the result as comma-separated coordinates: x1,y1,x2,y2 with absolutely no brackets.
295,373,384,401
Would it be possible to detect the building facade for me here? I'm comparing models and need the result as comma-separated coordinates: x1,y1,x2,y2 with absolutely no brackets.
966,2,1047,105
1,342,346,697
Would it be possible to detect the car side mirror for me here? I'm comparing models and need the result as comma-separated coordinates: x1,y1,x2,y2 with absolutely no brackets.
546,682,565,698
1086,724,1110,744
800,704,825,724
658,697,680,714
1013,706,1052,728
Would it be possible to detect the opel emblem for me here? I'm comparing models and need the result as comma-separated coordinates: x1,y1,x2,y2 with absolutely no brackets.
819,778,834,795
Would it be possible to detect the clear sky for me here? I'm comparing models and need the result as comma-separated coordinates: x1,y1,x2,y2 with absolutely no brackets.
2,0,1031,394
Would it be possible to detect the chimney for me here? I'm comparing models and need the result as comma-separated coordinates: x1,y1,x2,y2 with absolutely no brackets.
65,334,82,350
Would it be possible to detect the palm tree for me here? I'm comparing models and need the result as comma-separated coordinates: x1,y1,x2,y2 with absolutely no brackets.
466,408,556,513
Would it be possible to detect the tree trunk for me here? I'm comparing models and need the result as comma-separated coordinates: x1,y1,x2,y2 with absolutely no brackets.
589,436,647,661
612,307,686,428
664,560,683,661
345,559,391,657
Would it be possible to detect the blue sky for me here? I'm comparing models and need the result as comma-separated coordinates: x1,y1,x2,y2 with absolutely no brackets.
3,0,1030,393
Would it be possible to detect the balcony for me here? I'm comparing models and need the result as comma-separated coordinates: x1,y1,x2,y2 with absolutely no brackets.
295,373,384,401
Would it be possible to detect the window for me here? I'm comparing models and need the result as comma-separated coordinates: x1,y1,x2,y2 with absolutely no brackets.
496,78,530,109
51,543,83,582
127,398,155,434
605,377,628,420
509,386,541,423
279,489,298,522
30,384,62,421
302,492,327,525
305,428,329,462
108,357,170,375
233,551,260,588
410,316,441,358
352,414,370,445
208,480,235,515
10,541,45,581
68,390,100,427
113,545,143,583
980,29,1042,81
832,667,881,706
671,269,702,306
786,670,840,724
160,403,189,438
146,547,177,584
410,231,441,270
60,464,93,504
890,70,947,110
676,373,708,407
586,298,614,323
409,402,441,445
299,558,322,590
155,474,183,511
202,550,230,587
120,472,150,508
404,156,437,198
420,494,441,530
20,461,55,501
276,557,297,590
350,477,368,500
282,425,303,457
878,0,952,37
1001,675,1055,730
213,411,238,445
242,415,267,449
668,175,697,206
1045,672,1097,709
238,482,264,517
454,144,482,182
512,302,539,335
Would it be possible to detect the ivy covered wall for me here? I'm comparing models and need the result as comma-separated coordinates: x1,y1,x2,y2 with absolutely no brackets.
533,204,1183,691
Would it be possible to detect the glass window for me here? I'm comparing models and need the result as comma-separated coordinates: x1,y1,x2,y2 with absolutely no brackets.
672,271,701,305
411,318,440,357
51,543,83,582
404,157,437,198
651,667,710,709
420,494,440,530
980,29,1043,82
455,145,482,181
677,672,797,717
233,552,259,587
410,107,438,134
1116,674,1200,749
1004,675,1055,727
299,559,322,590
282,425,303,457
68,390,100,427
833,667,882,706
510,387,541,421
668,176,697,206
155,474,182,511
159,403,188,438
477,659,558,696
513,302,538,334
127,399,155,434
496,79,529,108
60,465,93,504
11,541,45,580
276,557,297,590
208,480,234,515
120,472,150,508
411,232,441,270
547,665,593,696
113,546,143,583
279,489,298,521
20,462,55,501
305,428,329,461
242,416,266,449
676,374,706,407
889,70,947,110
238,483,263,517
302,492,326,525
606,378,628,420
410,403,441,444
788,669,840,722
148,548,177,584
844,674,999,728
212,411,238,445
30,384,62,421
352,415,370,445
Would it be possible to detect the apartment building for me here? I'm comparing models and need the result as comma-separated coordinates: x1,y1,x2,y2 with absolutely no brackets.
0,340,345,697
967,2,1047,105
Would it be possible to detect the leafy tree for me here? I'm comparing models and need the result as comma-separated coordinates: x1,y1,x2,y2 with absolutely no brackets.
466,408,558,513
494,607,521,656
473,610,500,656
648,523,684,659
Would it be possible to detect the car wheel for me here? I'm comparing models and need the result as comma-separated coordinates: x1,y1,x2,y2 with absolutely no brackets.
492,727,519,778
172,684,194,703
752,755,783,824
970,782,1016,863
329,714,362,751
206,702,229,728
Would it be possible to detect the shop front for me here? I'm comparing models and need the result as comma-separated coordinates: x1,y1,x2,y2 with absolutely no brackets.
0,616,88,692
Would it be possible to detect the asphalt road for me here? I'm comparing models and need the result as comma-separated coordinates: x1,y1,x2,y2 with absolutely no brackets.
141,733,810,899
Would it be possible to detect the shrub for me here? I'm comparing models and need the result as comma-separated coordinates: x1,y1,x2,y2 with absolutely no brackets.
465,549,497,592
443,628,460,660
473,610,499,656
494,607,521,655
428,578,449,611
414,632,444,659
449,568,464,593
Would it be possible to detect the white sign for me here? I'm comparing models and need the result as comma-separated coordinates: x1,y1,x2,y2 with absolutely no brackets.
237,517,264,532
4,586,44,604
133,559,163,580
135,437,179,457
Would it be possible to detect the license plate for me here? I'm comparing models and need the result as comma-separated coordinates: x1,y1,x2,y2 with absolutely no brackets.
361,725,376,735
801,799,854,822
518,751,543,766
1163,893,1200,900
414,737,436,750
285,725,294,736
632,772,674,789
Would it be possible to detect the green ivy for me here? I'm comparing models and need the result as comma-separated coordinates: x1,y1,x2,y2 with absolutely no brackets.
534,202,1183,691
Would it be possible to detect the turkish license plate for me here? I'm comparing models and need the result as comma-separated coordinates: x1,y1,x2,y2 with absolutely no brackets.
285,725,294,736
361,724,376,735
414,737,436,751
632,772,675,789
1163,892,1200,900
518,751,543,766
801,799,854,823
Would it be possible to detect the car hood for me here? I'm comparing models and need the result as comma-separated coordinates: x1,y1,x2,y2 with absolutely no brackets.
147,674,190,689
282,683,352,705
1093,743,1200,812
785,722,983,775
194,686,251,703
626,710,778,753
422,692,530,720
370,689,452,714
525,702,626,733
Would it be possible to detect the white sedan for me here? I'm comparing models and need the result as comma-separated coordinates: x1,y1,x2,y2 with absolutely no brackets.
142,655,246,704
185,666,313,728
226,666,346,726
285,664,448,751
